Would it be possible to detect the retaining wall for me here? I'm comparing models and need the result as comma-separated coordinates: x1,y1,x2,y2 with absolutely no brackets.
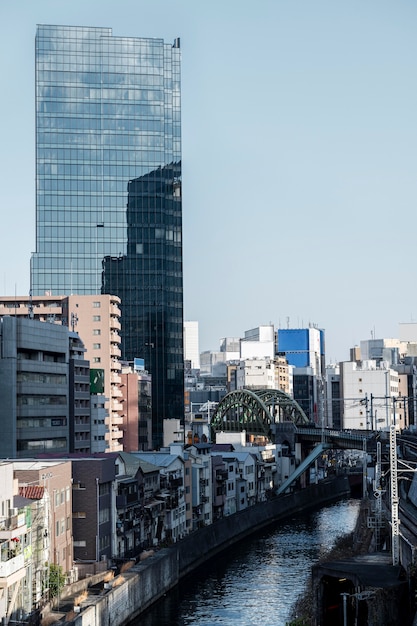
64,476,351,625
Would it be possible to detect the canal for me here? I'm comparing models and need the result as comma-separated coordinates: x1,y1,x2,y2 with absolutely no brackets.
130,498,360,626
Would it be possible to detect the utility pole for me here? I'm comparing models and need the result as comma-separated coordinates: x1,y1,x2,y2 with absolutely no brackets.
390,424,399,566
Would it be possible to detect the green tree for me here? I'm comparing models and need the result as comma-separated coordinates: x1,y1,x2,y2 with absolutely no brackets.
47,563,66,598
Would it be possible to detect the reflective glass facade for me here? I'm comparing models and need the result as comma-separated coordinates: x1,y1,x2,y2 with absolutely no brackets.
32,25,184,447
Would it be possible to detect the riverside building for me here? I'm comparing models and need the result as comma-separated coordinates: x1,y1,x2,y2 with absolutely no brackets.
31,25,184,448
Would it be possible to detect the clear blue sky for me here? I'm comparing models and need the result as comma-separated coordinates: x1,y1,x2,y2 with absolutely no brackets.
1,0,416,363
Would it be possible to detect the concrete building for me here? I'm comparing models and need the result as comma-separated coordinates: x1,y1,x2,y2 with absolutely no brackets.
188,443,213,530
240,324,275,360
69,332,91,453
13,460,73,576
360,337,404,366
340,360,400,430
184,321,200,370
0,294,122,452
163,419,185,447
119,362,152,452
0,462,31,623
0,317,71,457
200,338,240,377
63,295,123,452
325,364,341,429
235,356,291,392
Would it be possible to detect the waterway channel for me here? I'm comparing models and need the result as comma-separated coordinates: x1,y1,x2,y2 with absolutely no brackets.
130,497,360,626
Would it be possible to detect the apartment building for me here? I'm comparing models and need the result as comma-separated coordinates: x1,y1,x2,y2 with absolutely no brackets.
0,317,70,457
0,294,122,451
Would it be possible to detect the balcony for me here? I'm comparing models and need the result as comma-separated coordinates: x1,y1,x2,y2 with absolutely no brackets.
110,304,121,317
110,317,121,331
0,515,27,541
169,477,183,489
216,471,228,482
0,554,25,586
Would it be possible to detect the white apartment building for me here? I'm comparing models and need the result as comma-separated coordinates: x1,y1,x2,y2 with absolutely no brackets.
240,324,275,360
200,337,240,376
236,358,277,389
184,321,200,370
341,360,400,430
235,356,292,393
188,444,213,529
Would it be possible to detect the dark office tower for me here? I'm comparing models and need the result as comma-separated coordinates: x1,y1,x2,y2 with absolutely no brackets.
32,25,184,448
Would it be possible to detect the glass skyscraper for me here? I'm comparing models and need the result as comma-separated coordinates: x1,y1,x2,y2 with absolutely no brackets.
32,25,184,447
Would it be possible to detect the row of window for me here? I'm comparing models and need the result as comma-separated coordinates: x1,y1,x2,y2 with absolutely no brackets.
39,86,164,102
17,372,67,385
17,438,67,452
38,131,166,150
39,101,164,117
17,417,66,429
38,175,163,193
18,395,67,406
40,156,160,176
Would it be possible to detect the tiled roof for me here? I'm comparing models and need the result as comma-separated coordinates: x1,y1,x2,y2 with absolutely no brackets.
18,485,45,500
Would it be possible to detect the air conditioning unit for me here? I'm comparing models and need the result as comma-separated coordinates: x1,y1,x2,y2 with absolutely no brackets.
10,508,18,517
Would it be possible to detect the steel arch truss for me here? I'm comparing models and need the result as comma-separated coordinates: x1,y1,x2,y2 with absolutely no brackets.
210,388,309,441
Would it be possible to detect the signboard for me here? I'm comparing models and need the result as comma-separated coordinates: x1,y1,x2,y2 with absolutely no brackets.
90,369,105,394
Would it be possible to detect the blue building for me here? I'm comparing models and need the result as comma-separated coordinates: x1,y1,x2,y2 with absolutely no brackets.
277,327,326,424
31,26,184,447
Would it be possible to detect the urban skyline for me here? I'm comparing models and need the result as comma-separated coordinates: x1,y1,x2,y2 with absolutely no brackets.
1,1,416,364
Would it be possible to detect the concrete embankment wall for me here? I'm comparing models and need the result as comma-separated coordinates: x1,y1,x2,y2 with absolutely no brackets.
66,476,351,625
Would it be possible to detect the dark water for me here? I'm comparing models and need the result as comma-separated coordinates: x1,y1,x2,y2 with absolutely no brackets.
131,498,360,626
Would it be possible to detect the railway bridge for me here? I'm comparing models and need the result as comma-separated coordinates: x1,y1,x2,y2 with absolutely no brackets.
210,388,382,494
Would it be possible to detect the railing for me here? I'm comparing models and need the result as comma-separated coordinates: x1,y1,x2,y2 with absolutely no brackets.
0,553,25,578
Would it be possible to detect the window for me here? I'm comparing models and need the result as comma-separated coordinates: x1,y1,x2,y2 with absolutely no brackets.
93,343,101,349
93,329,101,335
93,357,101,363
99,483,110,496
73,512,86,519
93,315,101,321
99,535,110,550
93,302,101,308
99,508,110,524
